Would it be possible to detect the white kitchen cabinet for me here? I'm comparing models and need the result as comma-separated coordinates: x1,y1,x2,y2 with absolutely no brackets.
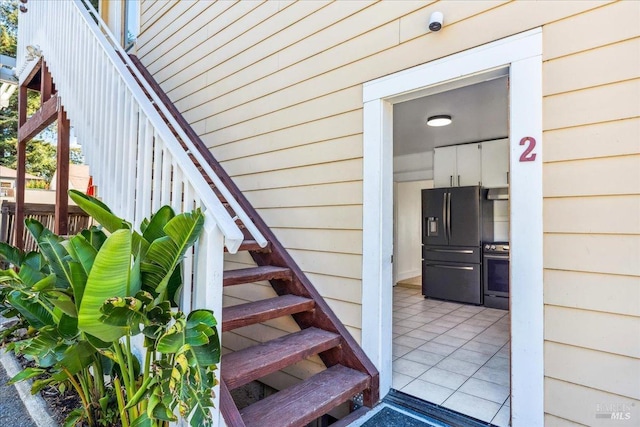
433,145,457,187
481,138,509,188
433,143,481,187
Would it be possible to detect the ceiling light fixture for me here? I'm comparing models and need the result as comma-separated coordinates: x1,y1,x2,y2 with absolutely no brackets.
426,115,452,127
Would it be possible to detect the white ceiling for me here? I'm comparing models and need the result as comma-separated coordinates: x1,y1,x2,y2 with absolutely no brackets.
393,76,509,157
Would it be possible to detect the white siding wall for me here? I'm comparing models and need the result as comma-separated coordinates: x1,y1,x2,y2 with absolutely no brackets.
136,0,640,419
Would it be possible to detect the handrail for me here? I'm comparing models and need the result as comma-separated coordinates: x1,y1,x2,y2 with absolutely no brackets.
77,0,267,250
16,0,264,254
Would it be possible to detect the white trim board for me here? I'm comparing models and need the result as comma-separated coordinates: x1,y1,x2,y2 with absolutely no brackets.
361,28,543,427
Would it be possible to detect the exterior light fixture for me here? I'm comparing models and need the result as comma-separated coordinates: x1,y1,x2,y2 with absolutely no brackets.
25,45,41,61
426,115,452,127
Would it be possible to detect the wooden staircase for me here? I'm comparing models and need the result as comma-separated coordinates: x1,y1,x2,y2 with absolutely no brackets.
128,56,379,427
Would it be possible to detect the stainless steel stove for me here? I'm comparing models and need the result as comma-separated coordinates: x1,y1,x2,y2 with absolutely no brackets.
483,242,509,310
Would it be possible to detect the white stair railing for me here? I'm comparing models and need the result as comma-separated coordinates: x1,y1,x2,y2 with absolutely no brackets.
20,0,267,253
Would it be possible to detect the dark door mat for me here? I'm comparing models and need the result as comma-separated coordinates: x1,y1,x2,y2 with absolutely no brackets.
360,406,442,426
384,390,494,427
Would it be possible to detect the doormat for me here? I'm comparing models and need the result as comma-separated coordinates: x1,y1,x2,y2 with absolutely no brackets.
348,403,446,427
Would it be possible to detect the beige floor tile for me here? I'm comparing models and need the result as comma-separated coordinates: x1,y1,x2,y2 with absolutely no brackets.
449,348,493,366
395,319,426,329
418,323,451,335
428,306,457,315
432,334,468,348
392,343,413,358
492,404,511,427
394,335,428,349
440,315,471,324
485,355,510,370
463,318,495,328
431,319,462,329
474,332,509,346
403,349,446,366
436,357,482,377
443,391,501,423
472,365,510,387
458,377,510,404
419,367,469,390
401,379,455,405
453,323,487,334
418,341,458,356
443,328,479,341
461,340,501,355
405,329,440,342
392,372,414,389
393,326,413,335
393,358,432,377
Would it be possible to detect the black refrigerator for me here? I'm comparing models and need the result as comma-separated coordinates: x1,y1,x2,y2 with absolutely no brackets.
422,186,493,304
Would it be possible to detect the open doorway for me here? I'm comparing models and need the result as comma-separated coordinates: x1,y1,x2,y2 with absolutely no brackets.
361,29,544,427
391,73,511,425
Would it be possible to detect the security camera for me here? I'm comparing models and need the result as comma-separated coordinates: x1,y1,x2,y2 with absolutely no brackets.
429,12,444,32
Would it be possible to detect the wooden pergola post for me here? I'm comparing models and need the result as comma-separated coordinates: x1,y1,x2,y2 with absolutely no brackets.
15,86,27,249
16,58,64,247
55,108,69,236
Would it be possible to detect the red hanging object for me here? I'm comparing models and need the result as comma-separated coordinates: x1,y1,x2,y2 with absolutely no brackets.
86,176,95,196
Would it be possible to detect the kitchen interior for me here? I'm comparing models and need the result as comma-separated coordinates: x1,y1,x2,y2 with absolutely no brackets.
391,71,511,426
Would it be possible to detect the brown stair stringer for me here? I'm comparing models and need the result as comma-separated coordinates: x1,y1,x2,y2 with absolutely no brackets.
128,55,380,420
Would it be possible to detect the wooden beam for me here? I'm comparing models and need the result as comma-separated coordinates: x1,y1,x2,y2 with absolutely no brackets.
18,93,58,143
40,62,52,103
22,57,41,89
15,86,28,249
55,108,70,236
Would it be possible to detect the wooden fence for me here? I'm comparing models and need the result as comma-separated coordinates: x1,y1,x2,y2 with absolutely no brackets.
0,200,91,252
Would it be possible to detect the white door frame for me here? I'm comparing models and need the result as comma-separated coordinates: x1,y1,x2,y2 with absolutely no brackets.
361,29,543,426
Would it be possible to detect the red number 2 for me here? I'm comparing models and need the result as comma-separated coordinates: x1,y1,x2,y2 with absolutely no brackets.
519,137,537,162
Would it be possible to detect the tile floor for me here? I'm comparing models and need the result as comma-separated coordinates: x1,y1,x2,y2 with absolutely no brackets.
392,284,511,426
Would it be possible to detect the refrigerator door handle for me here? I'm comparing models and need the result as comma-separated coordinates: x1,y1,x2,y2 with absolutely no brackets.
425,248,474,254
442,192,448,241
427,264,475,271
446,191,452,241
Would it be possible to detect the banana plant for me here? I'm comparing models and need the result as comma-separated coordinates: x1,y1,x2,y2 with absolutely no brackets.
0,191,220,427
68,190,219,427
0,225,115,427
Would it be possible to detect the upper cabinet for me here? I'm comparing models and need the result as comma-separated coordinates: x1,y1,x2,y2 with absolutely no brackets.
433,139,509,188
481,138,509,188
433,144,481,187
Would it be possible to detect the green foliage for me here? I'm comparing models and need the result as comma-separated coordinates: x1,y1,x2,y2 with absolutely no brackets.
0,0,17,56
0,191,219,427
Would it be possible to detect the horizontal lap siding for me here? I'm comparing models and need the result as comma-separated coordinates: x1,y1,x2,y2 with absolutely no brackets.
542,1,640,423
136,1,636,406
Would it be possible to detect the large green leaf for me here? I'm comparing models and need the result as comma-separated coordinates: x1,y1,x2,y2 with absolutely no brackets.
18,263,47,288
7,290,54,329
37,233,73,289
69,190,131,233
142,206,175,242
0,241,24,266
56,341,95,376
78,230,132,342
80,227,107,251
67,261,87,309
141,210,204,298
67,235,98,276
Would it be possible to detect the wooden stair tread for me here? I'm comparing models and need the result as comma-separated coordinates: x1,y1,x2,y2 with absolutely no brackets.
223,265,291,286
222,327,341,390
222,295,314,332
224,239,271,253
240,364,370,427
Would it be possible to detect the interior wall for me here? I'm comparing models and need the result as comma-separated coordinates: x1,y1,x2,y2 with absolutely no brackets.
493,200,509,242
395,179,433,283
